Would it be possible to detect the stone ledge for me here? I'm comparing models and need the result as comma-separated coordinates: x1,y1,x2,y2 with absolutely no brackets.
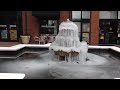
0,43,119,53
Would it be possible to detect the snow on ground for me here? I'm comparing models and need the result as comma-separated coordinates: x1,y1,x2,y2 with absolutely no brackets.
0,73,25,79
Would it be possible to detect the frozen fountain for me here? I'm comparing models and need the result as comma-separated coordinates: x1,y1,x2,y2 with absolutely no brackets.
47,19,109,79
49,19,88,63
47,19,110,79
49,19,107,65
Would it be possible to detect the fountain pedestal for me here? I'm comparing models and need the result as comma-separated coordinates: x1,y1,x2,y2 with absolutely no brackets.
54,51,79,61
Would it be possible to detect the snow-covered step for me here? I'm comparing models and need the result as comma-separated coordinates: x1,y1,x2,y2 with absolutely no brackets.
0,43,51,51
0,43,119,55
0,73,25,79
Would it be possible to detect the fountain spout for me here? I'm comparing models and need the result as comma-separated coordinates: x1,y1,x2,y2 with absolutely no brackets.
67,19,70,22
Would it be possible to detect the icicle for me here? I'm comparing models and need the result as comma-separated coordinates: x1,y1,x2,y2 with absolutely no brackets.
65,56,67,62
57,55,59,61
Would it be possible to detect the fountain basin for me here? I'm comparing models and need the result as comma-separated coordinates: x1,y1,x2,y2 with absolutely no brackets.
0,44,119,79
0,44,119,59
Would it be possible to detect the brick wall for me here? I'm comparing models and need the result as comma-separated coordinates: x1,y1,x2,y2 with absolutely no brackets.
22,11,100,45
22,11,40,43
90,11,99,45
60,11,70,23
22,11,71,43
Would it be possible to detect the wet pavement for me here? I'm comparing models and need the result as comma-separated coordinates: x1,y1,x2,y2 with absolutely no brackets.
0,51,120,79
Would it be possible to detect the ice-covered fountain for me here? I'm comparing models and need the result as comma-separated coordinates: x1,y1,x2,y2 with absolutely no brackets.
49,19,107,65
49,19,88,63
47,19,109,79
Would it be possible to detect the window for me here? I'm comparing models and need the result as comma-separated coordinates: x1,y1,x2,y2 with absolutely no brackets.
0,11,19,41
82,11,90,19
72,11,81,20
99,11,117,19
118,21,120,44
82,22,90,43
74,22,81,33
99,11,118,45
40,19,58,44
40,20,58,35
72,11,90,43
74,22,81,40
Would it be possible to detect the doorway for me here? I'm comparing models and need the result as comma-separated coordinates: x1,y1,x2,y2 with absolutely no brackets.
99,20,118,45
0,11,21,42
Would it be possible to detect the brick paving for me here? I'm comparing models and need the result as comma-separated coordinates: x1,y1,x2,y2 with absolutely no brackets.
115,45,120,48
0,42,20,47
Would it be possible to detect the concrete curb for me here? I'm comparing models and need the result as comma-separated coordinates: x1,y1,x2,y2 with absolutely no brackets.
0,43,120,53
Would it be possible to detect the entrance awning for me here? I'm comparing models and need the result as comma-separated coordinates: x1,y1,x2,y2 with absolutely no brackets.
32,11,60,19
0,11,17,16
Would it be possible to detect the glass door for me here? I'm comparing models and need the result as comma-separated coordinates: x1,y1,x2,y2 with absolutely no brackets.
0,12,19,42
99,20,118,44
0,16,9,41
40,20,58,35
40,19,58,43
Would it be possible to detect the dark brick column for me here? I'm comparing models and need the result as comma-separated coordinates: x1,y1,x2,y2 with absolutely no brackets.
22,11,40,43
60,11,70,23
90,11,99,45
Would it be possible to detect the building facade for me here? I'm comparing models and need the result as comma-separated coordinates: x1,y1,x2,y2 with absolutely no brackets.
0,11,120,45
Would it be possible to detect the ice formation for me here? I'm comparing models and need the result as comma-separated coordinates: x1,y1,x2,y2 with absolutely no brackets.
49,19,88,63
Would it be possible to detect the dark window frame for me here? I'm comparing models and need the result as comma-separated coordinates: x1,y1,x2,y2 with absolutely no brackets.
99,11,119,45
0,11,22,42
71,11,90,44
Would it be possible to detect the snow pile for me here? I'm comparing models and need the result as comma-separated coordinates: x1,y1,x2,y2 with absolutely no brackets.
49,19,88,62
